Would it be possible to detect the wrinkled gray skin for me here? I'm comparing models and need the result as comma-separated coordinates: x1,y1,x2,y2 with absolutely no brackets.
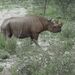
1,15,63,46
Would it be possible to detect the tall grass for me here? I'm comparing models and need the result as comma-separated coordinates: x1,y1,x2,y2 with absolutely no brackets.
0,34,17,54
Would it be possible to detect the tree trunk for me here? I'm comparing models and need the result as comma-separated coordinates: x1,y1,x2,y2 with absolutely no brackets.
43,0,47,15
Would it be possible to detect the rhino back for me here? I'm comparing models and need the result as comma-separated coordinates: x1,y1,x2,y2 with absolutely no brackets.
1,15,48,38
8,16,45,38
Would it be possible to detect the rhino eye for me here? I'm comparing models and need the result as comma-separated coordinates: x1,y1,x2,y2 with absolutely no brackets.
53,26,56,28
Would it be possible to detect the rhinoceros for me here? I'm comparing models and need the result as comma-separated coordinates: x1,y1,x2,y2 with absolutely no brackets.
1,15,63,46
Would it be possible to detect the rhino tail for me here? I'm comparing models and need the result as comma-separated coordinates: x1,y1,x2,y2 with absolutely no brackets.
6,22,12,38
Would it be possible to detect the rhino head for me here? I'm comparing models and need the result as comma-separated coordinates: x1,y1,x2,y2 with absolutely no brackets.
47,20,63,33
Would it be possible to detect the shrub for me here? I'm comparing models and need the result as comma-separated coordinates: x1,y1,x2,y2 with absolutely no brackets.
0,50,10,60
0,34,17,55
0,34,6,50
0,66,3,72
4,37,17,54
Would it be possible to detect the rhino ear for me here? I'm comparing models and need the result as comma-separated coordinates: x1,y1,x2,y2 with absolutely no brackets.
59,23,63,27
48,18,52,22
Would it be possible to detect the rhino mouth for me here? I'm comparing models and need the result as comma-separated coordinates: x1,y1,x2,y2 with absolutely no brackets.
52,29,61,33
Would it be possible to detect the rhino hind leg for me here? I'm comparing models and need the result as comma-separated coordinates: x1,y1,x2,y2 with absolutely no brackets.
33,39,40,47
6,23,12,38
6,29,12,38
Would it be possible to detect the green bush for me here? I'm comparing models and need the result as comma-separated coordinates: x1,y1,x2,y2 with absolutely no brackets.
0,34,6,50
0,50,10,60
60,21,75,39
4,37,17,54
0,34,17,54
0,66,3,72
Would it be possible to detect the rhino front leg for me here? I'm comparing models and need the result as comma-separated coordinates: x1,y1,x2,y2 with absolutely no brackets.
33,39,40,46
31,33,40,47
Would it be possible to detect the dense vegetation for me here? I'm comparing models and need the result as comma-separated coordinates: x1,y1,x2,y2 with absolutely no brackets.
0,0,75,75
